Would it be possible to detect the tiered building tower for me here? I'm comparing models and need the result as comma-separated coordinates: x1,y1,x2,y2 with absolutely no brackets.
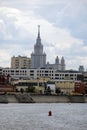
61,56,65,71
31,25,46,68
31,25,65,70
46,56,65,70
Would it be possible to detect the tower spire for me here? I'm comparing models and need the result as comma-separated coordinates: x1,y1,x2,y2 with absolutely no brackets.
36,25,41,45
38,25,40,38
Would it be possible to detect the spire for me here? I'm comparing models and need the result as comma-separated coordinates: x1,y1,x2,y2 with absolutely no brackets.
61,56,65,65
36,25,41,45
55,56,59,64
38,25,40,39
61,56,65,70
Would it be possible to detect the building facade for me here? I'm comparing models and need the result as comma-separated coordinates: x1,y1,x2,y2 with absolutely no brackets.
1,68,82,81
31,25,46,68
31,25,65,70
55,80,75,94
75,81,85,94
78,65,84,72
11,56,31,69
0,68,84,94
46,56,65,70
12,78,45,94
11,26,65,70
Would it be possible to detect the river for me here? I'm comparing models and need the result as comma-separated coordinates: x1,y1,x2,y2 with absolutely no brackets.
0,103,87,130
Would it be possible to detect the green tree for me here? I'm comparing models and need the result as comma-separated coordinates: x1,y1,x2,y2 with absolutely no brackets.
28,86,35,93
46,86,51,95
20,88,24,93
55,87,61,94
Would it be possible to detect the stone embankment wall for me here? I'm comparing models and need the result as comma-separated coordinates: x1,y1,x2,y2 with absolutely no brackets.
0,93,87,103
31,95,70,103
15,93,34,103
0,94,8,103
69,95,85,103
0,93,34,103
31,94,87,103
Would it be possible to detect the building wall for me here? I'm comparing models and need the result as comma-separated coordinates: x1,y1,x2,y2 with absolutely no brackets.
55,80,75,94
31,26,46,68
75,81,85,94
31,53,46,68
12,78,45,94
11,56,31,69
2,68,82,81
77,72,87,94
46,56,65,70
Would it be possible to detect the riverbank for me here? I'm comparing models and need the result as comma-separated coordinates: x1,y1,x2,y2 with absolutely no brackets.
0,93,87,103
0,93,34,103
31,94,87,103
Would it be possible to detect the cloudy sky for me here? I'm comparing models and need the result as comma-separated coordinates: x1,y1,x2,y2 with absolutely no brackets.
0,0,87,70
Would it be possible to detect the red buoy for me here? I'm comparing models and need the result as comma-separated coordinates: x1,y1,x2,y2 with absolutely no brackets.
48,111,52,116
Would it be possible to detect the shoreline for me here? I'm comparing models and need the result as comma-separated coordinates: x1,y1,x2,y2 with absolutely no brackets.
0,93,87,103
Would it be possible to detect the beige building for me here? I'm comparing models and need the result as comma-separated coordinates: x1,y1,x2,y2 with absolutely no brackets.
12,78,46,94
11,56,31,69
55,80,75,95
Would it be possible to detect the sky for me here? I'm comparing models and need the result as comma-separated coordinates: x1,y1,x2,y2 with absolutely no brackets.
0,0,87,70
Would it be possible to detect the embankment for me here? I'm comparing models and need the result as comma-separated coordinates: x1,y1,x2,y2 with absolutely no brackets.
0,93,87,103
0,93,34,103
31,95,70,103
31,94,87,103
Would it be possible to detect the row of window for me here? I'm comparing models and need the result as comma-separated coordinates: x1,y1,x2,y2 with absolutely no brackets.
2,69,78,80
17,82,43,86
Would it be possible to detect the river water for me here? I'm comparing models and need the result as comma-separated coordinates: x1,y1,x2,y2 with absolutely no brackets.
0,103,87,130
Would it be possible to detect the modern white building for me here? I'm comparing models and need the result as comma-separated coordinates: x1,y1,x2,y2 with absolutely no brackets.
1,68,82,81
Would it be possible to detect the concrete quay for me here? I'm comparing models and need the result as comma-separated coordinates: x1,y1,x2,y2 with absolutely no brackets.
0,93,34,103
31,95,70,103
31,94,87,103
0,93,87,103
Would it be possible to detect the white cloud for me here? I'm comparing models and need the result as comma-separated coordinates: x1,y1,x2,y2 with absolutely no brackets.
66,56,87,70
0,50,10,67
0,1,86,70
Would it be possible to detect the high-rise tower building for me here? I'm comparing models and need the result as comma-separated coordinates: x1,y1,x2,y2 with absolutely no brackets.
31,25,46,68
11,55,31,69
